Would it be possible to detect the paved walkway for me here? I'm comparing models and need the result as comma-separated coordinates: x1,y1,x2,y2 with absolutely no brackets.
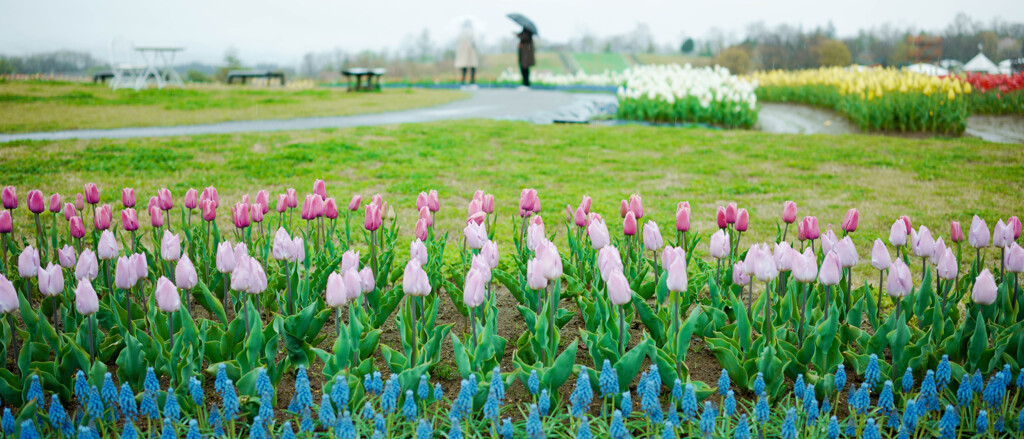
0,88,619,143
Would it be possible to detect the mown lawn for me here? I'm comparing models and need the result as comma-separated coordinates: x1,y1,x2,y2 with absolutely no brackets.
1,120,1020,279
0,81,467,133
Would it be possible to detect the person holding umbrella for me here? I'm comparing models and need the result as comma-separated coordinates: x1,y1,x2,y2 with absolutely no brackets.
455,20,479,86
508,13,537,87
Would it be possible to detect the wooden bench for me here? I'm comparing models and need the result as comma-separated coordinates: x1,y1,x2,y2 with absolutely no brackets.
93,71,114,84
227,70,285,85
342,68,386,91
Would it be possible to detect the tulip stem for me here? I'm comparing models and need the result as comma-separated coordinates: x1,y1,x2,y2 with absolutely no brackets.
746,277,753,323
104,260,112,295
126,287,133,334
223,273,230,320
764,281,771,343
285,260,292,315
894,297,901,322
549,282,559,367
244,296,250,336
169,310,176,374
824,285,830,320
845,269,852,317
370,230,378,281
34,212,45,262
876,270,884,320
618,305,625,357
1,234,6,271
652,250,659,290
470,305,478,351
798,283,807,349
782,223,789,242
410,297,418,367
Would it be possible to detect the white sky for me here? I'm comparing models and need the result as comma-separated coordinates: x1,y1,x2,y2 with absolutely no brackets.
1,0,1021,66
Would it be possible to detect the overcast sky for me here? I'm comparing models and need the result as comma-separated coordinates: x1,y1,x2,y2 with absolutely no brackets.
1,0,1021,66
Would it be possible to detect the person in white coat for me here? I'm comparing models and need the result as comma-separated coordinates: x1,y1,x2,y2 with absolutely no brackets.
455,21,479,85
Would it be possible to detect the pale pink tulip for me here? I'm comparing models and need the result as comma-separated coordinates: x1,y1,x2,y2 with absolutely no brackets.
37,263,64,297
75,249,98,280
819,251,842,286
75,280,99,315
155,276,181,312
870,239,891,271
325,272,347,307
643,220,663,252
969,215,989,249
972,269,997,305
18,246,39,278
0,275,18,314
175,254,198,290
410,239,428,266
886,259,913,298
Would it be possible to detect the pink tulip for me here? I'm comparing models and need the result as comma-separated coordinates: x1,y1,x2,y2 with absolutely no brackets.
871,239,891,271
751,243,778,281
273,194,286,214
937,248,958,280
122,208,139,232
526,222,546,251
419,206,433,227
666,256,688,293
364,203,381,231
251,204,265,223
535,240,563,280
482,194,495,214
782,201,797,224
232,203,251,229
598,246,623,282
200,186,219,208
675,201,691,232
75,249,98,280
972,269,997,305
82,183,99,205
1,186,16,209
288,237,303,264
623,211,637,236
148,196,158,216
412,218,427,241
886,259,913,298
216,242,236,273
184,189,199,210
37,263,64,297
155,276,181,312
410,239,428,265
643,220,663,251
58,245,76,268
359,267,375,293
427,190,440,212
588,217,610,250
250,191,267,215
325,272,347,307
993,220,1012,248
566,204,575,222
0,211,11,234
931,238,947,265
402,260,431,297
202,199,216,222
467,211,486,226
1008,216,1021,240
246,261,267,295
311,195,325,219
574,205,587,228
122,188,135,208
724,203,738,225
800,216,820,240
94,204,112,230
115,256,134,289
230,255,252,292
911,226,935,259
147,204,163,227
62,203,75,221
773,242,795,272
836,236,858,268
74,280,99,315
889,219,907,247
416,192,429,212
841,208,859,233
732,262,751,286
463,221,488,250
75,193,85,211
0,274,18,314
628,194,643,219
97,230,118,260
463,267,488,308
818,251,842,286
48,193,61,214
469,198,485,219
792,248,818,283
347,195,362,212
709,230,729,259
370,194,383,209
950,221,964,243
606,270,633,305
286,188,298,208
343,269,362,300
579,195,592,215
161,230,181,262
272,228,294,261
26,190,45,214
18,246,39,278
313,180,327,199
716,206,727,229
736,209,749,232
481,240,499,269
130,253,148,281
157,188,173,211
519,188,540,216
1005,243,1024,273
901,216,913,234
619,200,629,218
70,216,86,238
526,258,548,290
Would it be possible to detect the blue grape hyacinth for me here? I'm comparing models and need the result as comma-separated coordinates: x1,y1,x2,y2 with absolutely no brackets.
956,374,973,407
526,405,542,439
680,384,697,421
902,399,918,432
865,354,880,389
501,417,513,439
863,418,880,439
189,377,205,408
972,369,984,394
416,419,432,439
434,383,443,402
671,379,683,403
539,389,551,417
794,374,805,401
734,414,749,439
74,370,89,402
418,375,430,402
699,402,715,436
186,419,201,439
610,409,627,439
571,366,593,411
331,375,349,410
163,389,181,421
448,416,464,439
381,378,399,415
281,421,296,439
222,379,240,421
362,402,374,420
755,393,769,425
901,367,914,393
26,375,44,410
484,386,500,420
318,394,336,426
293,366,311,412
144,368,159,394
781,408,796,439
121,421,138,439
19,420,39,439
528,369,540,396
620,391,632,417
403,390,418,421
833,365,846,392
718,369,730,396
47,395,73,437
827,416,839,439
937,355,951,391
753,372,765,396
215,364,229,394
255,368,272,398
725,390,737,417
576,416,592,439
921,370,939,412
977,409,989,432
878,380,894,413
139,390,159,420
2,408,14,436
939,405,959,439
492,367,506,403
119,383,138,420
600,360,619,398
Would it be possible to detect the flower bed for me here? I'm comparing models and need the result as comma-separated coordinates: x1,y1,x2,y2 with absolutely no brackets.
616,64,759,128
750,67,971,134
0,182,1022,438
957,72,1024,116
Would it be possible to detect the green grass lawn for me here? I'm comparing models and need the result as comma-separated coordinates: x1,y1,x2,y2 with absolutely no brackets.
1,120,1020,278
572,53,631,73
0,81,467,133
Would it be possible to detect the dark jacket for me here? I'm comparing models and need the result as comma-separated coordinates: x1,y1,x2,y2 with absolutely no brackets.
518,30,535,68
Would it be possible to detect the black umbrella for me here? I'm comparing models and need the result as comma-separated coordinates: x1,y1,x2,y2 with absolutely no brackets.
507,13,538,35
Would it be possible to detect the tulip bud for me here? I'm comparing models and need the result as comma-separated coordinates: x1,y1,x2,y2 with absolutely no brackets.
588,217,610,250
272,228,294,261
482,194,495,214
782,201,797,224
58,245,77,269
519,188,540,216
201,199,216,222
643,220,663,252
232,203,251,229
573,205,588,228
0,274,19,314
0,211,11,234
871,239,891,271
427,190,440,212
114,256,134,290
75,280,100,315
463,221,488,250
175,254,198,290
526,258,548,290
993,220,1012,248
62,203,75,221
911,226,935,259
324,198,339,220
792,248,818,283
157,188,173,211
1005,243,1024,274
901,215,912,234
619,200,629,218
1008,216,1021,240
606,270,633,306
17,246,39,278
161,230,181,262
121,208,139,232
666,257,688,293
419,206,434,227
937,248,958,280
773,242,795,272
836,236,858,268
735,208,749,232
184,188,198,210
359,267,375,293
122,188,136,208
410,239,428,266
463,267,488,308
70,216,86,239
724,203,737,224
130,253,148,281
886,259,913,298
94,204,112,230
971,269,997,305
97,230,118,260
709,230,729,259
716,206,727,229
628,194,643,219
275,194,287,213
251,204,265,223
48,193,61,214
931,237,947,265
200,186,219,208
481,240,499,269
76,249,99,280
732,261,751,286
364,204,381,231
75,193,85,210
25,190,44,214
286,188,298,208
402,260,431,297
800,216,820,240
597,246,624,282
1,186,16,210
37,263,64,297
84,183,100,205
675,201,691,232
536,241,563,281
888,219,907,247
841,208,859,233
819,251,842,286
216,242,236,273
345,195,361,212
155,276,181,312
325,272,347,307
342,269,362,301
950,221,964,243
416,192,429,212
623,211,637,236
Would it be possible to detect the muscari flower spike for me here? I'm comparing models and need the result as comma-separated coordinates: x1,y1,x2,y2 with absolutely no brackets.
699,402,715,436
718,369,730,396
671,379,683,403
921,370,939,412
1018,408,1024,432
526,405,542,438
102,372,119,407
448,415,464,439
620,391,632,417
844,417,856,437
852,383,869,414
780,408,797,439
293,366,311,412
222,379,240,421
374,413,386,434
372,371,383,395
648,365,661,393
47,395,73,437
755,393,769,425
403,390,418,421
539,389,551,417
248,416,265,439
753,372,765,396
901,367,914,393
74,370,89,402
215,364,229,394
610,409,627,439
188,376,204,408
256,368,273,398
160,419,176,439
1017,369,1024,390
336,410,355,439
26,375,44,410
681,384,697,421
300,408,313,433
821,398,831,415
467,373,479,395
667,408,679,426
362,373,373,395
318,394,336,426
139,389,159,420
492,367,506,402
902,399,918,432
381,378,399,415
501,417,513,439
209,405,224,437
19,420,39,439
528,369,540,396
734,414,750,439
600,360,619,398
661,422,675,439
2,408,14,436
417,375,430,401
434,383,443,402
576,416,592,439
937,355,951,391
121,421,138,439
143,368,159,394
259,392,274,422
485,385,500,420
804,386,818,424
866,354,880,389
331,375,349,410
281,421,296,439
977,409,989,432
119,383,138,420
863,418,880,439
938,405,959,439
794,374,805,401
416,419,432,439
725,390,737,417
186,419,201,439
879,380,894,413
972,369,984,395
833,364,846,393
956,374,973,407
164,388,181,421
827,416,839,439
572,366,593,410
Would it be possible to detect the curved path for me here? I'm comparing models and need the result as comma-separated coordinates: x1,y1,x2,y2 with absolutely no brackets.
0,88,618,143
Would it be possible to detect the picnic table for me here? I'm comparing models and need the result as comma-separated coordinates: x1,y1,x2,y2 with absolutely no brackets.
341,68,386,91
132,47,185,90
227,70,286,85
